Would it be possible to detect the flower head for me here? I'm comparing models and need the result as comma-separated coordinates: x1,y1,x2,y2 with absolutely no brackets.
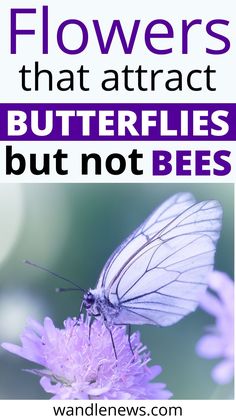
2,316,172,400
196,271,234,385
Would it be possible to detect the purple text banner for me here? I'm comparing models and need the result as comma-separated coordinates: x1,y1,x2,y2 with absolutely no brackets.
0,103,235,141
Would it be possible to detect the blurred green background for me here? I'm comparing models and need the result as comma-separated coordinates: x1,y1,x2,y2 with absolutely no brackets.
0,183,234,399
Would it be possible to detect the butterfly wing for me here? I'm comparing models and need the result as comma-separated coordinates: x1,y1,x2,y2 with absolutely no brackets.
97,193,196,289
97,193,223,327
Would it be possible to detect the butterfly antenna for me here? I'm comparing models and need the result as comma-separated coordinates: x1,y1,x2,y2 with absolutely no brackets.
23,259,85,293
55,287,82,293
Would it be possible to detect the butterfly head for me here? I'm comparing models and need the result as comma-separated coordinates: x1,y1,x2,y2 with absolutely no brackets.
83,291,96,309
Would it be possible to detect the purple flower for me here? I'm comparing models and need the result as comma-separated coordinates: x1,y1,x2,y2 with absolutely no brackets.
2,316,172,400
196,271,234,385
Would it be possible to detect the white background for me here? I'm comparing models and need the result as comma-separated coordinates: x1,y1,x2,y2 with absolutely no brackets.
0,0,235,103
0,141,234,183
0,400,235,419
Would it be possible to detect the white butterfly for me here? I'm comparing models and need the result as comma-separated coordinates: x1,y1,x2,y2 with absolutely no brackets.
83,192,222,330
25,192,223,357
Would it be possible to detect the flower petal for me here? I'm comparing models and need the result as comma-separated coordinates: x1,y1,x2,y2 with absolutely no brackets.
196,335,224,358
148,365,162,380
1,342,44,364
40,377,61,395
196,271,234,386
200,292,223,317
1,342,23,357
43,317,57,340
26,318,44,336
211,359,234,385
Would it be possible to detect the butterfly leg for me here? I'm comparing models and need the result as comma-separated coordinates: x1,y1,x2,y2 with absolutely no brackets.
88,315,93,343
105,324,118,360
127,324,134,355
115,323,134,356
79,301,84,317
72,301,85,328
88,313,101,343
